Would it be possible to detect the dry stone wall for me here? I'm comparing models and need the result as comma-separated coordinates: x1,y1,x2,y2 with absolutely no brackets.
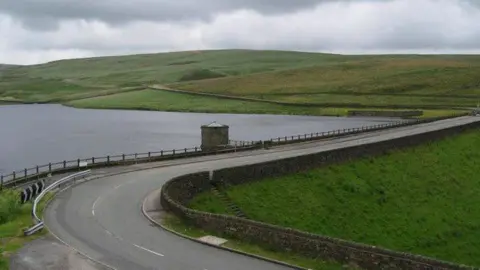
161,120,480,270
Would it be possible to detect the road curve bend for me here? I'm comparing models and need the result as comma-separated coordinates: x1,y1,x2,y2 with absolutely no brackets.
44,116,479,270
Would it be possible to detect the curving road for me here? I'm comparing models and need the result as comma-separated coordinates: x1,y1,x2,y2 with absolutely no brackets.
44,116,479,270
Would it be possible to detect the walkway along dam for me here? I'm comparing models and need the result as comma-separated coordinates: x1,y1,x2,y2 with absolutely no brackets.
41,115,479,270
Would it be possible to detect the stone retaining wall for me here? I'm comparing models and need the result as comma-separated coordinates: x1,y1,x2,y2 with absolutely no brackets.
161,120,480,270
347,110,423,117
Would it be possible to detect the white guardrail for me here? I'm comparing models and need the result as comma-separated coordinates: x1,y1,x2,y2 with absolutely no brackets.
24,170,92,236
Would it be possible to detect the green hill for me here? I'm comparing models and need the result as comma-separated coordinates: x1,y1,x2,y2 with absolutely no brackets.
1,50,478,115
0,64,18,70
190,129,480,267
1,50,341,103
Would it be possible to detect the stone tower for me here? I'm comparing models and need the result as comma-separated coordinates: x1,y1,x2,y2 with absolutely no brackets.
201,121,229,151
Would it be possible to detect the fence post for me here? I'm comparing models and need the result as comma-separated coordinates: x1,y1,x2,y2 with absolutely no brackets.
161,150,163,157
173,149,176,155
122,154,125,161
63,160,66,168
107,156,110,164
24,168,27,178
13,171,16,180
49,163,52,172
148,152,151,158
77,159,80,167
185,148,187,153
92,157,95,164
36,166,39,174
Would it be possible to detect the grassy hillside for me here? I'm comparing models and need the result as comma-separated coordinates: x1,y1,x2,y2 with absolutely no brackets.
67,89,347,116
68,89,460,117
1,50,479,114
172,56,480,106
190,129,480,267
0,50,346,103
0,64,17,71
3,50,342,87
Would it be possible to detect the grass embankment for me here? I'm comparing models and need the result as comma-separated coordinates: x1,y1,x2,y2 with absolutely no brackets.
162,213,347,270
67,89,461,118
190,130,480,267
1,50,478,116
0,189,53,269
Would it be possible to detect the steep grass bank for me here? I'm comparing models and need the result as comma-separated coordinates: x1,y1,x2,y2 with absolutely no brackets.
0,190,52,269
190,130,480,266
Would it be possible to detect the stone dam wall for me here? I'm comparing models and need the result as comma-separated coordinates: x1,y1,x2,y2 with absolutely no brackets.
161,120,480,270
347,110,423,118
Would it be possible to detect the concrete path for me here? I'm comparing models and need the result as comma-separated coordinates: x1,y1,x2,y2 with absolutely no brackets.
35,116,479,270
10,235,108,270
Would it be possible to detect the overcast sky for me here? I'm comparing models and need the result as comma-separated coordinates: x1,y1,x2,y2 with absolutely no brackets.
1,0,480,65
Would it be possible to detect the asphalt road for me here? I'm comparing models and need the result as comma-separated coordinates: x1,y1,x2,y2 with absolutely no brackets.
44,116,480,270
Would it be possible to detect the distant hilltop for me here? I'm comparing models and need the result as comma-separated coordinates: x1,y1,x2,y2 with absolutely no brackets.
0,64,20,70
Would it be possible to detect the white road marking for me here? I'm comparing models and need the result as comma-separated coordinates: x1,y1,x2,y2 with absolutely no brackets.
92,181,165,258
92,196,103,216
114,183,125,189
132,244,164,257
92,183,125,216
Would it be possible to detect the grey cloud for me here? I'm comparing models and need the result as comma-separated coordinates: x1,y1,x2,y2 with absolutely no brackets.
0,0,331,30
2,0,480,65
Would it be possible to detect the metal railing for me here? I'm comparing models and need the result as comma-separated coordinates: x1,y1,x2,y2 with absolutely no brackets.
265,113,468,146
1,144,259,189
228,140,256,147
1,112,469,189
24,170,92,236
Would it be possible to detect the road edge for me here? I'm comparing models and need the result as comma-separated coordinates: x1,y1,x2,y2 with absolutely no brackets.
42,178,118,270
141,188,309,270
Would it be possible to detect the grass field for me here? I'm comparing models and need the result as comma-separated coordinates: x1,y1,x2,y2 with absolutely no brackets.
68,89,462,118
190,130,480,267
1,50,479,115
67,89,373,116
0,190,52,269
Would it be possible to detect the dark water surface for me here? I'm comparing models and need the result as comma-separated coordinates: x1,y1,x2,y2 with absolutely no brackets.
0,104,394,174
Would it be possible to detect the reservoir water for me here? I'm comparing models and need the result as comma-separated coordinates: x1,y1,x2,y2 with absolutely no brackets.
0,104,394,174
